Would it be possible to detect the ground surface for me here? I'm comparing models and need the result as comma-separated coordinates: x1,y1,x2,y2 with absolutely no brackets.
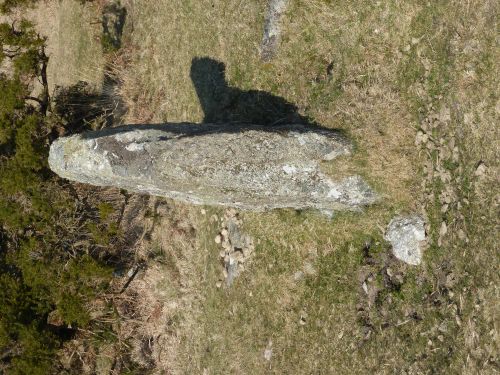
33,0,498,373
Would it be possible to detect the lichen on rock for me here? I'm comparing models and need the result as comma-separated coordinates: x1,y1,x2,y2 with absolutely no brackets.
385,215,427,265
49,123,377,212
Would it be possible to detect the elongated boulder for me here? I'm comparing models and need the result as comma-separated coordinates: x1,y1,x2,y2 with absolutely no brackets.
49,123,377,211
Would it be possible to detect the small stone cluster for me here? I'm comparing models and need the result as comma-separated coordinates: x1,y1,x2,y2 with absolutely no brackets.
214,210,255,287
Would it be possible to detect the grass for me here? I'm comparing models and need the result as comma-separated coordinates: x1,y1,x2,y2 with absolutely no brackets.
31,0,105,92
39,0,499,373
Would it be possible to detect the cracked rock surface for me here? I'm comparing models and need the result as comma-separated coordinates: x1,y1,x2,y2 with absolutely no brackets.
49,123,377,211
385,215,426,265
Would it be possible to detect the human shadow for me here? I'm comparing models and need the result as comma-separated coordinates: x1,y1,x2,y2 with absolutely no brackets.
79,57,345,140
190,57,311,126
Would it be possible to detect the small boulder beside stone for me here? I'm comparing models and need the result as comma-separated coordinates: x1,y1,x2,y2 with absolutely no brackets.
385,215,426,265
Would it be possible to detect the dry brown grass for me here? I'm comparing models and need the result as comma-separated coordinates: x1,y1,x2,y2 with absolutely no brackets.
113,1,498,373
35,0,499,373
29,0,105,92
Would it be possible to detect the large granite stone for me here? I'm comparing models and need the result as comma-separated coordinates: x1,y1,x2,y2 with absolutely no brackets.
49,123,377,211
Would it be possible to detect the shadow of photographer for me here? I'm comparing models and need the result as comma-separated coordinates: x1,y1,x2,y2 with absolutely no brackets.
190,57,312,126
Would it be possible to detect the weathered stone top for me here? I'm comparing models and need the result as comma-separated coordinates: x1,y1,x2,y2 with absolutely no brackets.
385,215,426,265
49,123,377,211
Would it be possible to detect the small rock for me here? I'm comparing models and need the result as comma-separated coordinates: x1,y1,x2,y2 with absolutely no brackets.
242,245,254,257
385,215,426,265
439,221,448,237
293,270,304,281
264,341,273,361
226,259,238,286
415,130,424,145
474,162,487,177
362,281,369,295
444,193,452,204
214,234,222,244
222,240,231,251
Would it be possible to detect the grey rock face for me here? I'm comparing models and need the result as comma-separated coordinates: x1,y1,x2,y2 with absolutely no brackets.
49,123,377,211
261,0,288,61
385,215,426,265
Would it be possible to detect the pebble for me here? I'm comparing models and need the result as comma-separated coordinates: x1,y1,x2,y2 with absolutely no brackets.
293,270,304,281
440,221,448,237
362,281,369,295
264,341,273,361
474,162,487,177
